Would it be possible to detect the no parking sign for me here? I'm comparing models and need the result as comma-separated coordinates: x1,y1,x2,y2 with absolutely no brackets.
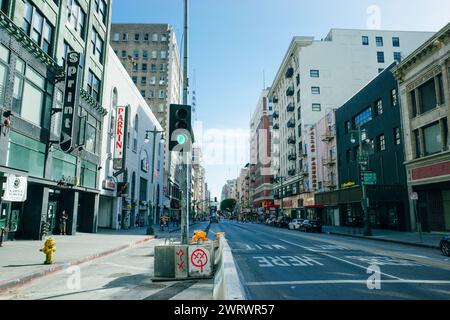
188,245,212,277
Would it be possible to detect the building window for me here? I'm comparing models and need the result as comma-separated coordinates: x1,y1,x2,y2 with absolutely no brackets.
91,28,104,63
159,90,165,99
12,59,52,128
296,89,300,103
81,110,101,155
345,120,350,134
141,90,146,97
160,63,166,72
143,49,148,58
0,45,9,109
353,107,372,128
149,89,154,98
377,134,386,151
121,50,127,58
22,1,54,55
346,149,352,163
132,76,137,84
161,34,168,42
66,0,86,40
142,63,147,72
159,75,166,85
134,33,140,41
152,33,158,42
362,36,369,45
311,87,320,95
312,103,321,112
150,76,156,85
133,49,139,59
161,51,167,59
392,37,400,47
296,74,300,86
151,50,157,59
132,63,138,72
122,33,128,41
61,41,73,66
374,99,383,116
377,52,385,63
144,33,149,41
419,78,437,113
87,70,101,102
151,63,156,72
94,0,107,24
394,52,402,62
376,36,383,47
141,76,147,85
391,88,398,107
113,33,120,41
423,122,442,156
438,74,446,104
310,70,319,78
394,127,401,145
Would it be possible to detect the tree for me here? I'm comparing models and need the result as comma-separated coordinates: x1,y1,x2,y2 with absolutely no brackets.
220,199,237,213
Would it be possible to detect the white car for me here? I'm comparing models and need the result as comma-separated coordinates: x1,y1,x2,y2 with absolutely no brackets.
288,219,302,230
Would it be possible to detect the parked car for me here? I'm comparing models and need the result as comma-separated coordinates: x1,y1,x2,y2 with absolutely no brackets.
440,235,450,257
275,216,291,228
288,219,303,230
301,220,322,233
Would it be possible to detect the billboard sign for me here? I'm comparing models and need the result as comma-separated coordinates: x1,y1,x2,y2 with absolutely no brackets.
113,106,128,171
60,52,83,153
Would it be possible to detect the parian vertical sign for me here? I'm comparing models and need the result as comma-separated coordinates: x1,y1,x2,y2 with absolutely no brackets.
113,106,128,171
60,52,83,153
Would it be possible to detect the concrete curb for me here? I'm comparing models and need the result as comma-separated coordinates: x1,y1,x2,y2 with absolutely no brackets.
0,236,154,294
327,232,440,249
213,237,246,300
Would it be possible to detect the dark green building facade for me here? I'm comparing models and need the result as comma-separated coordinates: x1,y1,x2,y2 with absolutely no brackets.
0,0,111,240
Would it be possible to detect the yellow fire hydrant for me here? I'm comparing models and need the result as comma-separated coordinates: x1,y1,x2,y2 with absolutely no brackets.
191,230,208,242
40,238,56,265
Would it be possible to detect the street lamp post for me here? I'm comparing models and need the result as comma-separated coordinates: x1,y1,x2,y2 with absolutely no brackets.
349,125,372,237
144,128,164,236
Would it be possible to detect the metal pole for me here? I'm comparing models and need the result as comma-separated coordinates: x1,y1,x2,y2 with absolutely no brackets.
359,126,371,236
180,0,190,244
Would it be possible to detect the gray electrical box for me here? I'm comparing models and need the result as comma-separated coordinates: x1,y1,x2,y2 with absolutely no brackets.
154,245,175,278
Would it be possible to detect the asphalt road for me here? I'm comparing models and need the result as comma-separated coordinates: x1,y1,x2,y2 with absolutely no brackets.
0,238,212,300
207,220,450,300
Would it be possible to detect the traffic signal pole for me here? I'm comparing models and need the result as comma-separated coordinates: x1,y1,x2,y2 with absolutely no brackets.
180,0,190,244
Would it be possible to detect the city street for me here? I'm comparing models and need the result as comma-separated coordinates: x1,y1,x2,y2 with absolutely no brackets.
0,238,213,300
207,220,450,300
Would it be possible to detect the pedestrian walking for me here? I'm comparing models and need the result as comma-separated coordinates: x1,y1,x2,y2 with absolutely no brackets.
59,210,68,235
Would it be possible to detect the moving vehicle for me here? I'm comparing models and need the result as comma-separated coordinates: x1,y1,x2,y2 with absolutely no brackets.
440,235,450,256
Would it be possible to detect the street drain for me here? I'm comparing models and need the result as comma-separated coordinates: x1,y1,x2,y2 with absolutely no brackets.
108,272,132,278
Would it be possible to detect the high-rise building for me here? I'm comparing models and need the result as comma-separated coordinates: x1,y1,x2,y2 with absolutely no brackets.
110,23,183,219
249,89,274,213
269,28,434,220
0,0,112,240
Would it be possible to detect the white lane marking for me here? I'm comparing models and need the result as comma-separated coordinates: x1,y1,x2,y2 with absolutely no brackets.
279,239,403,280
99,262,149,272
245,280,450,286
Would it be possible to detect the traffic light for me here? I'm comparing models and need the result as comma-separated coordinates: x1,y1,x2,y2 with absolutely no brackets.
169,104,193,152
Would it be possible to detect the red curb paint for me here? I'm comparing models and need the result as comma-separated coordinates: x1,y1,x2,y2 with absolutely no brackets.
0,236,154,295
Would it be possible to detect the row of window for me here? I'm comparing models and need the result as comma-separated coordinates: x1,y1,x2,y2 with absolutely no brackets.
130,62,167,73
344,88,398,131
362,36,400,47
113,32,168,42
377,51,402,63
139,89,166,99
120,49,167,60
410,74,446,117
132,75,166,86
22,0,106,66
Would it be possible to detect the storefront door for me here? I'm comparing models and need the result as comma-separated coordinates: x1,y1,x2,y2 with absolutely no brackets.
46,201,58,235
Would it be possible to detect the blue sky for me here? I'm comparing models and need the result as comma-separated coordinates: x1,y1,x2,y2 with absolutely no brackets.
112,0,450,199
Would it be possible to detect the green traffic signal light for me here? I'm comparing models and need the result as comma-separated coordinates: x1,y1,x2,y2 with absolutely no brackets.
176,133,187,145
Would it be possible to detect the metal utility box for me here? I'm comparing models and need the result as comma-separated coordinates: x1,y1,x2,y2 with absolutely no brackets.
154,245,175,278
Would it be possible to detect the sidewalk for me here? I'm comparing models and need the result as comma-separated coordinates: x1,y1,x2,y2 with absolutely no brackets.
152,221,205,239
0,228,154,294
322,226,445,249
